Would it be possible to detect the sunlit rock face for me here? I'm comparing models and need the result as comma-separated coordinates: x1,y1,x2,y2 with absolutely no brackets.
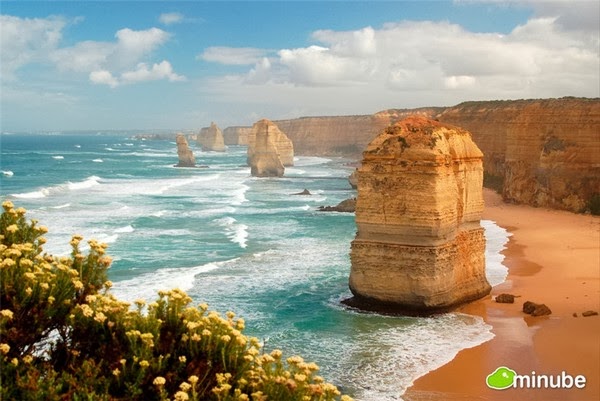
247,119,293,177
175,134,196,167
198,122,227,152
349,116,491,313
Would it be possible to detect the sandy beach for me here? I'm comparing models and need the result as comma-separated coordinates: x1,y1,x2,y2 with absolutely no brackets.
403,189,600,401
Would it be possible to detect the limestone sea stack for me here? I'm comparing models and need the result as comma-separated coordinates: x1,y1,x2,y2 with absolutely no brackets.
247,119,287,177
198,122,227,152
349,116,491,313
175,134,196,167
248,119,294,167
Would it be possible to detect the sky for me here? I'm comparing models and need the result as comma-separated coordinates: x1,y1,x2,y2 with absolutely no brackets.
1,1,599,132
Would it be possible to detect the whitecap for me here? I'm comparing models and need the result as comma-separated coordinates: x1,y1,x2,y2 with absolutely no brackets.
92,159,103,163
67,176,101,190
1,170,14,177
114,225,134,233
51,203,71,209
214,217,248,248
111,259,238,303
483,219,512,287
12,189,50,199
52,155,64,160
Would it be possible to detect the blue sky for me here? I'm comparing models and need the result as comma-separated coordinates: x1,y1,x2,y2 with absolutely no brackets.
1,1,598,132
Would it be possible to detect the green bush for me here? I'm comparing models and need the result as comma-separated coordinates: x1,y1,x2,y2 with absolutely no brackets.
0,200,353,401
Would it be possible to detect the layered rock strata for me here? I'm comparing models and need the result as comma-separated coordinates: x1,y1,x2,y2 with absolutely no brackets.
247,119,290,177
175,134,196,167
198,122,227,152
349,116,491,312
437,98,600,212
248,120,294,167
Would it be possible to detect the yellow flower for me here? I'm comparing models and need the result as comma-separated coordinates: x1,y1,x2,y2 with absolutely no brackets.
94,312,107,323
221,335,231,343
174,391,189,401
139,360,149,368
112,368,120,376
179,382,191,391
0,309,14,320
179,355,187,363
6,224,18,234
2,200,14,210
25,287,33,296
48,296,55,305
270,349,282,359
104,280,113,289
11,358,18,366
153,376,166,387
188,375,199,384
72,280,84,290
0,343,10,354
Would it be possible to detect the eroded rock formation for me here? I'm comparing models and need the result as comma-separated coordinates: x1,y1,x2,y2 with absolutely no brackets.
349,116,491,312
247,119,289,177
198,122,227,152
175,134,196,167
248,120,294,167
436,98,600,212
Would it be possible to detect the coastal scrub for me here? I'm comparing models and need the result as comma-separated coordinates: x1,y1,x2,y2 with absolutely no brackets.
0,200,352,401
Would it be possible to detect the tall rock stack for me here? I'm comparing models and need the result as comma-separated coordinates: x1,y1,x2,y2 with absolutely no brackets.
248,120,294,167
198,122,227,152
349,116,491,312
175,134,196,167
247,119,290,177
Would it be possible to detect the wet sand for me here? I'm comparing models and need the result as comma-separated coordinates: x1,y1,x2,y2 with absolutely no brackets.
403,189,600,401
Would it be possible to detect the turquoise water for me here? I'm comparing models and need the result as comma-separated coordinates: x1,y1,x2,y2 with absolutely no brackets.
1,133,509,400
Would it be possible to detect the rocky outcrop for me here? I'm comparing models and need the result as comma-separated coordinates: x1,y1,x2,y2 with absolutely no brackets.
223,126,252,145
436,98,600,212
175,134,196,167
198,122,227,152
248,120,294,166
247,119,288,177
348,116,491,312
318,198,356,213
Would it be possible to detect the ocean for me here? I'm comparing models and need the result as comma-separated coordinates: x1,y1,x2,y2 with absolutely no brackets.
0,132,510,400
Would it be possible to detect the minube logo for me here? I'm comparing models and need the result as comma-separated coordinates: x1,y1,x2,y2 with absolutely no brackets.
486,366,587,390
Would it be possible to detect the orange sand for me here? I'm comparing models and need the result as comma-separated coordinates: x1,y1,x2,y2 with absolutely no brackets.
403,189,600,401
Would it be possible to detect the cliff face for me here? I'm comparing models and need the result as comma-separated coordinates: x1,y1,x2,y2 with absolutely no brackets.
198,122,227,152
175,134,196,167
274,108,442,157
437,98,600,212
223,126,252,146
349,116,490,312
247,119,287,177
247,120,294,167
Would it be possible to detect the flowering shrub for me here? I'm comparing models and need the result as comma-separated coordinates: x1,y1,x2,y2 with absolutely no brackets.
0,201,353,401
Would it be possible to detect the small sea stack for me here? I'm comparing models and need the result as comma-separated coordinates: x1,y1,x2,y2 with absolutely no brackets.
198,122,227,152
348,116,491,313
175,134,196,167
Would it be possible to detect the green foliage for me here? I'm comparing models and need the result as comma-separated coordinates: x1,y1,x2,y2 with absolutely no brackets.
588,193,600,216
0,200,353,401
483,172,504,194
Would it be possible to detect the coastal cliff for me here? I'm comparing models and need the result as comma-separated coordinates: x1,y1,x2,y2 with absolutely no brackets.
198,122,227,152
247,119,288,177
270,98,598,212
349,116,491,312
175,134,196,167
274,108,441,157
223,126,252,146
436,98,600,212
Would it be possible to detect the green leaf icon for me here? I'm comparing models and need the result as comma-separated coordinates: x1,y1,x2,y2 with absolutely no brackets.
486,366,516,390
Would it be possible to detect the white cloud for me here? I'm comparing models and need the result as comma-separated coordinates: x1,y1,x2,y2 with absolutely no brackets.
0,15,66,80
159,12,184,25
90,70,119,88
121,61,186,84
1,15,183,88
200,47,269,65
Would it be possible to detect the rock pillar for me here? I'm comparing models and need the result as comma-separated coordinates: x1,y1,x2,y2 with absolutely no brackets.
349,116,491,312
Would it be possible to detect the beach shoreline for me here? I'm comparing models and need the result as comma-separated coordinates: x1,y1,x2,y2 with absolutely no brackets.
403,189,600,401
